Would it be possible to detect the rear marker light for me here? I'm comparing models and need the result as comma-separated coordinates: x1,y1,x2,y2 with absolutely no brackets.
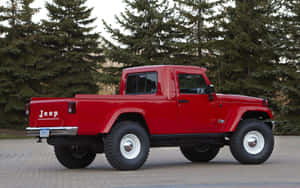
25,103,30,116
263,99,268,106
68,101,76,114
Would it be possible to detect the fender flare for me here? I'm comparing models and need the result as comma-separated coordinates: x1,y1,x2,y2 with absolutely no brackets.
102,108,146,133
226,106,273,132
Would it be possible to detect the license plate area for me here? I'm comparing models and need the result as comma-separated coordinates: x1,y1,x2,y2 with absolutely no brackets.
40,128,50,138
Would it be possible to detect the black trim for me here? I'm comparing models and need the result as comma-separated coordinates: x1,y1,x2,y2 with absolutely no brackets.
46,133,231,152
151,133,229,139
150,133,230,147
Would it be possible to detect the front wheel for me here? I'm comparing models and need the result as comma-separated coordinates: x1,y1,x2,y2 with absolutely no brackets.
54,145,96,169
230,119,274,164
180,144,220,162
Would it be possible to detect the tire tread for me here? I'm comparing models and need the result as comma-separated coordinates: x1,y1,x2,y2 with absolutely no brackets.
230,119,274,164
104,121,150,170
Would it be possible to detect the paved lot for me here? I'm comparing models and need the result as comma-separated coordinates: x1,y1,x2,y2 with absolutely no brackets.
0,136,300,188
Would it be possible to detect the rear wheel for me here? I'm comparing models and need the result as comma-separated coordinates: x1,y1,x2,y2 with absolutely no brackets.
180,144,220,162
230,119,274,164
104,121,150,170
54,145,96,169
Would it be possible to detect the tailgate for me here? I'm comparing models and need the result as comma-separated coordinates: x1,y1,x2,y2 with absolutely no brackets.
28,98,77,127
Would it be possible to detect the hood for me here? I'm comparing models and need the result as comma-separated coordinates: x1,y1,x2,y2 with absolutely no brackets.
216,94,265,105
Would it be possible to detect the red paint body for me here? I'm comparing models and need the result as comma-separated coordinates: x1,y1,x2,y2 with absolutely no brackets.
28,65,273,135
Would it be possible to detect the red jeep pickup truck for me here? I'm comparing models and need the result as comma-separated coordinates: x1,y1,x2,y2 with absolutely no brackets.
26,65,274,170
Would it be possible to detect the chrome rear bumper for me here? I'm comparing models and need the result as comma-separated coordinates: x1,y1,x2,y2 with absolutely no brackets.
26,127,78,137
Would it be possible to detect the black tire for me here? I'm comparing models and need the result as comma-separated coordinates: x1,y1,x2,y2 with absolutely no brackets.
180,144,220,162
230,119,274,164
104,121,150,170
54,145,96,169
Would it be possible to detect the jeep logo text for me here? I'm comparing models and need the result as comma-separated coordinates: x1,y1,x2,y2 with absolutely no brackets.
39,110,58,118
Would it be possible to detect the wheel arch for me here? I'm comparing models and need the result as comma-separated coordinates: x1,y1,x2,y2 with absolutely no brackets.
227,107,274,132
103,109,150,135
242,111,271,120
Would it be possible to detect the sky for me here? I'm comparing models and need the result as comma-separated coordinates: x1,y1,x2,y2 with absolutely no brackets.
31,0,126,39
1,0,232,40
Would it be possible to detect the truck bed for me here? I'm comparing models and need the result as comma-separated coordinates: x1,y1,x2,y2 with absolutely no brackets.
28,94,179,135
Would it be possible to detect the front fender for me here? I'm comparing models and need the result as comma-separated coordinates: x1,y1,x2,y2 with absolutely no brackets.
101,108,146,133
224,106,273,132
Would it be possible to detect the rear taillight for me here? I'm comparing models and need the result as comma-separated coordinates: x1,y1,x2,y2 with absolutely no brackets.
263,99,268,106
68,101,76,114
25,103,30,116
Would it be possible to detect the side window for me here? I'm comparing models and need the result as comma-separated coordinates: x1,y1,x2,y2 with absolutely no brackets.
178,74,207,94
126,72,157,95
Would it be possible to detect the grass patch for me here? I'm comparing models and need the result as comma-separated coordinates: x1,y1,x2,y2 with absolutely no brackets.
0,128,31,139
0,135,31,139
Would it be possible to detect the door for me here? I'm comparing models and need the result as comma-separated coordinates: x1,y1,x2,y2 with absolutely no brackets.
177,73,217,133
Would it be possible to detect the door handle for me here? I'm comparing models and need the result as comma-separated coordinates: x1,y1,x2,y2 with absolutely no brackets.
179,99,189,103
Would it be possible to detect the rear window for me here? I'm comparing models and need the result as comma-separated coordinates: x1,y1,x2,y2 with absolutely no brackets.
126,72,158,95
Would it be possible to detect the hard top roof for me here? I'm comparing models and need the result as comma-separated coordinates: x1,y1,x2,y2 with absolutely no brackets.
123,65,207,73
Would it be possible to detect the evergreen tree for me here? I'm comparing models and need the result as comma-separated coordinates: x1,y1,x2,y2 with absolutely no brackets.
213,0,283,102
284,0,300,68
0,1,10,126
0,0,40,127
173,0,219,67
275,0,300,133
102,0,181,85
287,0,300,119
40,0,103,97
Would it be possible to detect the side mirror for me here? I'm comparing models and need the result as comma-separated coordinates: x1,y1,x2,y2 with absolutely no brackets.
205,84,215,101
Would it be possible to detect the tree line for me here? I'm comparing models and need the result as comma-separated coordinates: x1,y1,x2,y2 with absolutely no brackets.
0,0,299,134
0,0,103,127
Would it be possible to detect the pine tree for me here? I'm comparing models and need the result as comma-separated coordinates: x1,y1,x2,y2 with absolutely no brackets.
287,0,300,118
274,0,300,134
173,0,219,67
284,0,300,68
213,0,283,102
0,1,10,126
40,0,104,97
102,0,181,85
0,0,40,127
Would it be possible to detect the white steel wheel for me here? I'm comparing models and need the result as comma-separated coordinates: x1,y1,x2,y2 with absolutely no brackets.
104,121,150,170
230,119,274,164
243,130,265,155
120,134,141,159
